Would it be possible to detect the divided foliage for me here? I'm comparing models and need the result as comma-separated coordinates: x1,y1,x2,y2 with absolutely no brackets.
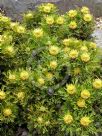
0,3,102,136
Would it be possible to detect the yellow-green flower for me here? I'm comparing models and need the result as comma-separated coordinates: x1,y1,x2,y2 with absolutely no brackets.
46,16,54,25
90,42,97,49
49,46,59,55
38,78,45,86
24,12,33,19
3,108,12,117
1,16,10,23
16,26,26,34
56,16,64,25
77,98,86,108
37,117,44,124
1,34,13,43
45,120,50,126
4,46,15,56
17,92,25,100
10,22,19,30
20,70,29,81
66,84,76,94
81,53,90,62
8,74,16,82
81,7,90,14
46,72,53,80
83,14,93,22
80,116,91,126
0,90,6,100
69,21,77,29
81,90,90,99
68,10,77,18
42,3,55,13
50,61,58,69
63,114,73,124
93,79,102,89
43,6,52,13
62,39,72,46
80,46,88,52
73,68,81,75
69,50,79,59
47,3,54,8
33,28,44,38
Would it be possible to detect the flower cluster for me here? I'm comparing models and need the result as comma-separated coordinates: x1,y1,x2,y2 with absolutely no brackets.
0,3,102,136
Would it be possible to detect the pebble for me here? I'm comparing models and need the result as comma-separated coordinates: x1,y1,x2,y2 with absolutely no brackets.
48,88,54,96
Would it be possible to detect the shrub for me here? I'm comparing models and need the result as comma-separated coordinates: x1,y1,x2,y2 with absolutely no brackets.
0,3,102,136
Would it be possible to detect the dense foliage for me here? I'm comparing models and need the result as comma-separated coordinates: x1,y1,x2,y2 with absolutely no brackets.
0,3,102,136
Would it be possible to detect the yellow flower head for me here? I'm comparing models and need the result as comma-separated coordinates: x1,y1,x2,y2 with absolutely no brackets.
49,46,59,55
20,70,29,80
17,92,25,100
25,12,33,19
39,106,46,112
16,26,26,34
38,78,45,86
74,68,81,75
63,114,73,124
0,90,6,100
68,10,77,18
46,16,54,25
10,22,19,30
77,98,86,108
69,21,77,29
56,16,64,25
63,39,72,46
80,46,88,52
1,34,12,43
46,72,53,80
43,5,52,13
81,53,90,62
45,120,50,126
4,46,15,56
37,117,43,124
90,42,97,49
47,3,54,8
66,84,76,94
81,7,90,14
42,3,55,13
93,79,102,89
83,14,92,22
69,50,78,59
8,74,16,82
50,61,57,69
81,90,90,99
1,16,10,23
80,116,91,126
33,28,43,38
3,108,12,117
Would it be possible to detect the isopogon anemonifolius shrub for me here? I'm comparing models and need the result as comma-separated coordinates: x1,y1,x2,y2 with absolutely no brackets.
0,3,102,136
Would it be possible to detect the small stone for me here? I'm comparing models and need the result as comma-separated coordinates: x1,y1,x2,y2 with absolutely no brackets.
21,131,28,136
48,88,54,96
32,50,37,57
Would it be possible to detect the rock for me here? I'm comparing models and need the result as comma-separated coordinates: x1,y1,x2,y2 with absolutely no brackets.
92,28,102,48
21,131,28,136
0,0,102,21
48,88,54,96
